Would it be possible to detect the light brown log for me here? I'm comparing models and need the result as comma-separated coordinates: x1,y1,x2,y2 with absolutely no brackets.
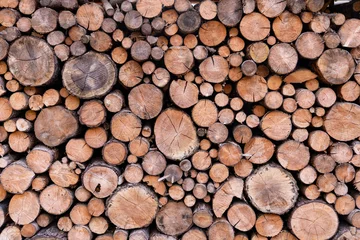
40,184,73,215
1,159,34,194
227,202,256,231
338,19,360,48
335,194,355,215
240,13,270,41
141,150,166,176
316,173,337,192
8,36,58,86
255,213,283,237
199,55,229,83
212,176,243,217
107,184,158,229
82,161,119,198
9,191,40,225
268,43,298,75
246,164,298,214
155,108,198,160
68,225,92,240
49,160,78,187
324,103,360,141
164,46,193,75
31,7,58,34
260,111,292,141
244,137,274,164
290,201,338,239
169,80,198,109
76,3,104,31
273,11,302,43
199,21,226,47
0,225,22,240
208,219,234,240
316,48,355,85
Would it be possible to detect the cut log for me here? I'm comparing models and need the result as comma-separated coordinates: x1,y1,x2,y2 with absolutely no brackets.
39,185,73,215
260,111,292,141
277,140,310,171
324,103,360,141
62,51,117,99
217,0,243,27
34,106,78,147
199,55,229,83
107,184,158,229
156,201,192,236
0,159,34,194
128,84,163,119
268,43,298,75
289,201,339,240
199,21,226,47
8,36,58,86
227,202,256,231
76,3,104,31
9,191,40,225
338,19,360,48
154,108,199,160
31,8,58,34
240,13,270,41
257,0,286,18
169,79,198,109
245,164,298,214
208,219,234,240
244,137,274,164
177,11,201,34
164,46,193,75
316,48,355,85
237,75,268,102
212,176,243,217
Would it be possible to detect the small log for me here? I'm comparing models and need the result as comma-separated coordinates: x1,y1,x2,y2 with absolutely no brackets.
164,46,194,75
277,140,310,171
199,21,226,47
76,3,104,31
49,161,78,188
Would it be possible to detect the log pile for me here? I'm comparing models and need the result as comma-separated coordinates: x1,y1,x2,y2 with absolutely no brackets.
0,0,360,239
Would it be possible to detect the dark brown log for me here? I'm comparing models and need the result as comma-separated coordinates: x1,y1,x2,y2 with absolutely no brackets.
62,51,117,99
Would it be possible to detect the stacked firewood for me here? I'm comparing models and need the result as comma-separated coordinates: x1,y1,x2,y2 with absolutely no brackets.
0,0,360,239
